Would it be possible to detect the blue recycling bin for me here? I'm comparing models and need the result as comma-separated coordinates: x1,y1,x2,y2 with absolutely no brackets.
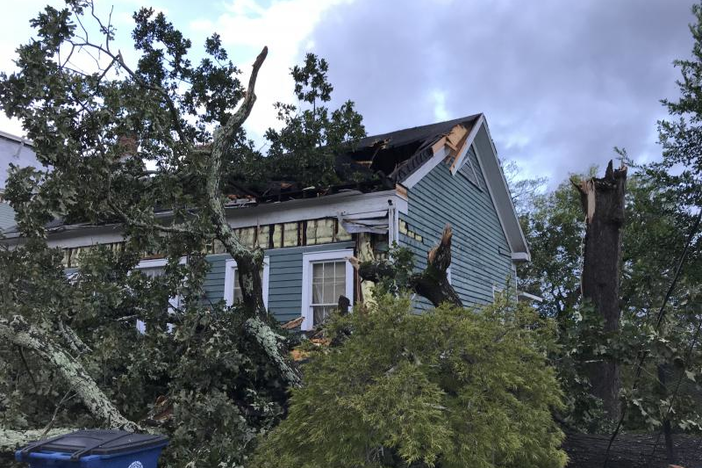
15,430,168,468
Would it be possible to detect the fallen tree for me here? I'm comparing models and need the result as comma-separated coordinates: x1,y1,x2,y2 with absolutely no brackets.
0,1,365,465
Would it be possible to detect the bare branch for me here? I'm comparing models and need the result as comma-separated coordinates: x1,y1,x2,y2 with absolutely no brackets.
40,390,77,438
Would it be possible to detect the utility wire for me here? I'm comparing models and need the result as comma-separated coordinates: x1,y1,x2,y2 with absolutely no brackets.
603,209,702,467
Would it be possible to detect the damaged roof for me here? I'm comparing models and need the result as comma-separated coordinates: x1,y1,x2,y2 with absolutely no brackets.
226,113,482,203
346,113,481,183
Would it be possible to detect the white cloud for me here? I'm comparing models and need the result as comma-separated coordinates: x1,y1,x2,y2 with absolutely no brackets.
430,90,449,122
190,0,355,143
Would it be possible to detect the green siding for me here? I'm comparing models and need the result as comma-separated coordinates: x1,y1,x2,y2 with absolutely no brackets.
204,242,355,323
400,146,513,310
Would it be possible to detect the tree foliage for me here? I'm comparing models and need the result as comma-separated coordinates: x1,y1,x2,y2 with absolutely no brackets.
0,1,364,466
253,294,567,468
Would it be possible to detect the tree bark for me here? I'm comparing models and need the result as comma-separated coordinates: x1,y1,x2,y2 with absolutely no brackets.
0,428,73,462
0,315,138,432
205,47,301,388
358,224,462,307
573,160,627,421
410,225,462,307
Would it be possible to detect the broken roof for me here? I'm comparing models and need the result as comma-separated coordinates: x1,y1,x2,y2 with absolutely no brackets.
347,113,481,183
1,113,530,260
227,113,481,203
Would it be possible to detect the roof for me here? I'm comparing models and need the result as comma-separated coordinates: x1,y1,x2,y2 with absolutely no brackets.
348,113,481,183
1,114,530,260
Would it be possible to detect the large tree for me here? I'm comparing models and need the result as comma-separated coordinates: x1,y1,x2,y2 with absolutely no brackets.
0,1,365,465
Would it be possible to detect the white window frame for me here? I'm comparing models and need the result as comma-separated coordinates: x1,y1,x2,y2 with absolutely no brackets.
224,257,270,308
301,249,354,331
134,257,186,333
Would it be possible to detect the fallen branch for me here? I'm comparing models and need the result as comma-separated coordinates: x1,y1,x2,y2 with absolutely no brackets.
0,428,75,459
0,315,139,432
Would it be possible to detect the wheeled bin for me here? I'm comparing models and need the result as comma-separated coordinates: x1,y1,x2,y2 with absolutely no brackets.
15,429,168,468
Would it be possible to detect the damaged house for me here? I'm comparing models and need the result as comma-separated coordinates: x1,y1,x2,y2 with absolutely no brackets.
3,114,529,329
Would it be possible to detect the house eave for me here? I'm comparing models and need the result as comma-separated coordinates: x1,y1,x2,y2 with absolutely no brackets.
3,189,407,249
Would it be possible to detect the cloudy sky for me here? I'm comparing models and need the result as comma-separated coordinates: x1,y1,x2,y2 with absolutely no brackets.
0,0,697,184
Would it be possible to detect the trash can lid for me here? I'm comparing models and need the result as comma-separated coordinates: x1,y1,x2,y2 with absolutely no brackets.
20,430,168,461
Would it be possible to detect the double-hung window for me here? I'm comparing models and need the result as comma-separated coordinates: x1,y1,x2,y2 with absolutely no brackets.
224,257,270,308
134,258,184,333
301,249,354,331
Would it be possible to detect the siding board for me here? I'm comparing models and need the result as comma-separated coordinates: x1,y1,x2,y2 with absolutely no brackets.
400,146,513,309
203,242,354,323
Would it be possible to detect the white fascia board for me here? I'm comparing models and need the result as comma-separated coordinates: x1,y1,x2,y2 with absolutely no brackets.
511,252,530,262
472,121,531,262
518,291,544,303
225,190,407,229
450,113,484,175
6,191,406,250
402,146,449,189
0,129,33,146
472,141,514,252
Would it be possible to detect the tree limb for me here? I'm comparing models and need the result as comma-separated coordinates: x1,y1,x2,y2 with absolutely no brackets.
0,428,74,459
201,47,300,387
0,315,139,431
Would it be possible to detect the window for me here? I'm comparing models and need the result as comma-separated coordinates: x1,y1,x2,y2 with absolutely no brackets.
301,250,354,330
458,144,484,190
134,258,184,333
224,257,270,308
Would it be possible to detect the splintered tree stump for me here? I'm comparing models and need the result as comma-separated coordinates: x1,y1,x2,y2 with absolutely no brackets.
573,160,627,421
357,224,461,307
411,224,462,307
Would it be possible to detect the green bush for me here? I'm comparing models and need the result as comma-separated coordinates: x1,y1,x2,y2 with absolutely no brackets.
252,295,567,468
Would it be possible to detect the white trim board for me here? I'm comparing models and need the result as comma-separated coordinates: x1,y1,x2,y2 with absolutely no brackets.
473,121,530,261
223,257,270,308
450,113,484,176
300,249,354,331
402,146,449,189
6,190,407,249
225,190,407,229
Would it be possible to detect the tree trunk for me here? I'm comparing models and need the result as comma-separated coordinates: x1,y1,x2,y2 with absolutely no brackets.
358,224,462,307
410,224,462,307
205,47,301,388
574,160,627,421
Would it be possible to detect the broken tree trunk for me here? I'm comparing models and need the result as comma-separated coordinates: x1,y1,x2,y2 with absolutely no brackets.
358,224,462,307
204,46,301,388
0,315,139,432
573,160,627,421
411,224,462,307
